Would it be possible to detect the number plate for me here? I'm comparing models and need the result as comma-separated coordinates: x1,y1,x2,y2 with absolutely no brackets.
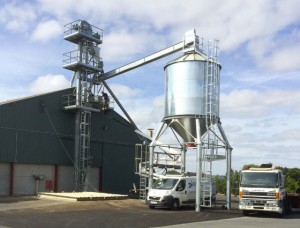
150,201,158,204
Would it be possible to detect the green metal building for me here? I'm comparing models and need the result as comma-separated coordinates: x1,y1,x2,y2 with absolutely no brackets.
0,88,141,196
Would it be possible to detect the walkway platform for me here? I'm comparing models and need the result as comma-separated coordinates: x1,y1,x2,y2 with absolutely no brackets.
38,192,128,201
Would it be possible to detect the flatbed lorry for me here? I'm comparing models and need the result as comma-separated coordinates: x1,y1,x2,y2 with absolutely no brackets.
239,166,300,216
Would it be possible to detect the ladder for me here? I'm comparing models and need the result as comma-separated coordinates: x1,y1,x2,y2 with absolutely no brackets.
205,39,219,123
201,137,214,207
135,144,149,200
139,175,148,200
201,40,219,207
78,110,91,191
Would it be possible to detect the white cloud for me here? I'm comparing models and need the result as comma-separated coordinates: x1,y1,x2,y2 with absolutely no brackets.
109,83,142,98
0,84,28,103
0,2,36,33
36,0,300,73
261,43,300,72
221,89,300,118
31,20,62,42
107,83,163,131
247,28,300,72
29,74,69,94
101,28,164,63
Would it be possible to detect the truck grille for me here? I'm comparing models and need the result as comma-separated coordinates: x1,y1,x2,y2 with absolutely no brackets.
241,192,276,199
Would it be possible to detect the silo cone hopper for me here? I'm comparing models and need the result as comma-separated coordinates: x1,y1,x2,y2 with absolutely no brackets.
163,52,221,143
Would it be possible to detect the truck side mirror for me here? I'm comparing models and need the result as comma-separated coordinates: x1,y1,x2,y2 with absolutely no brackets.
235,175,239,184
282,175,286,188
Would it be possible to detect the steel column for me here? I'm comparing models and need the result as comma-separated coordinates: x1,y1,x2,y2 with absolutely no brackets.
9,162,14,196
226,148,232,209
195,118,202,212
54,164,59,192
148,122,165,189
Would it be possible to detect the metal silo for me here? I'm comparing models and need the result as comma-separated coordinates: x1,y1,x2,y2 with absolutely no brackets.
163,51,221,143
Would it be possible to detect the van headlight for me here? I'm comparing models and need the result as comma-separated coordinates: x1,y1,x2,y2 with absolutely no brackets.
164,190,171,196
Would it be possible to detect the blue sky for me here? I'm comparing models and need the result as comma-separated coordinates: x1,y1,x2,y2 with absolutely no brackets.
1,0,300,174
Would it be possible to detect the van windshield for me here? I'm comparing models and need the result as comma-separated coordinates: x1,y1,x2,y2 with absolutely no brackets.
240,172,279,188
152,178,178,190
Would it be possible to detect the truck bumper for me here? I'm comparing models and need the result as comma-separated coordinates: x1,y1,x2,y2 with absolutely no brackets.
239,205,283,213
239,199,284,214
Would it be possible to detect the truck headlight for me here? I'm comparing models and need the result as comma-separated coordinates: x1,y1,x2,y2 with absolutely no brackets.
240,201,245,205
267,201,278,206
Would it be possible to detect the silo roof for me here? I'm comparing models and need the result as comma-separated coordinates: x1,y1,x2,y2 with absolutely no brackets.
164,51,221,69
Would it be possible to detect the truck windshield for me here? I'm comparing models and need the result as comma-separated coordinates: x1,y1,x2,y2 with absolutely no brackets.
240,172,279,187
152,178,178,190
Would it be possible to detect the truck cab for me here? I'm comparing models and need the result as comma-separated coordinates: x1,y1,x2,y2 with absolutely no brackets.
239,167,288,216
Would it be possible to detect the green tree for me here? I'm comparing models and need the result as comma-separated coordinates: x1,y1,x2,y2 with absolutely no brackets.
285,168,300,193
231,170,240,196
215,175,226,194
242,164,259,170
215,169,240,195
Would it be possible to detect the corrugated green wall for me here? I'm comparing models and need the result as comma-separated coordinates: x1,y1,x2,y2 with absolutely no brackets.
0,88,141,194
0,89,75,164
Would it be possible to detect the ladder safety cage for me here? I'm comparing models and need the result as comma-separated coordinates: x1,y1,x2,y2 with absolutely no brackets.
77,110,92,191
200,40,220,207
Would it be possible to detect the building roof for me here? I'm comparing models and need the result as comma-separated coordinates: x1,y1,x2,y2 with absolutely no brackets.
0,88,74,106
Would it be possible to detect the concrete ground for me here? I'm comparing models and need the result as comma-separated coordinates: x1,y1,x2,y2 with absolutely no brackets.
0,195,299,228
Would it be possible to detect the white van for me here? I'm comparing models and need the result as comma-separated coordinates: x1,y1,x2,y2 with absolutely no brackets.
147,175,216,209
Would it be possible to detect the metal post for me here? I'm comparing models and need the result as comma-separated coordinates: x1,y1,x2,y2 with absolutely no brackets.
217,121,233,210
76,41,83,106
148,122,165,189
76,72,82,106
102,81,139,130
54,164,58,192
36,180,39,194
226,148,232,209
196,118,202,212
9,162,14,196
181,144,186,174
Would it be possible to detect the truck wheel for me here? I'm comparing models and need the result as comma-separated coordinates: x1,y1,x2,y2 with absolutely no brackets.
171,199,179,210
279,207,286,218
285,199,292,214
242,210,250,216
148,205,155,209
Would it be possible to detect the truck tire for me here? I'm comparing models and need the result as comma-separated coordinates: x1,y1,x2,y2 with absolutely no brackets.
242,210,250,216
285,198,292,214
171,199,180,210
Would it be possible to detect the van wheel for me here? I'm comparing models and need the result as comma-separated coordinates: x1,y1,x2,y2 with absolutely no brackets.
242,210,250,216
171,199,179,210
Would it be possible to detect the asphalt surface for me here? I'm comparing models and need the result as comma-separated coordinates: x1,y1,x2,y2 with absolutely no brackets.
0,195,299,228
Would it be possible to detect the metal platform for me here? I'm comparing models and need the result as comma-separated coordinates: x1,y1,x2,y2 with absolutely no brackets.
64,20,103,44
